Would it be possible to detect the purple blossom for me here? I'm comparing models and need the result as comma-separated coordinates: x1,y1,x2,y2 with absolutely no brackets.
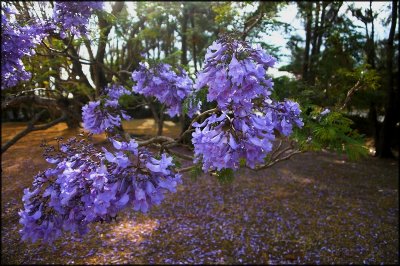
186,97,202,118
320,108,330,116
106,84,131,101
192,36,302,171
19,136,182,244
110,138,139,154
1,7,48,89
82,99,131,134
132,62,194,117
52,1,103,38
229,53,245,86
145,154,173,175
267,100,304,136
192,112,275,171
133,188,149,213
195,38,276,112
19,34,305,245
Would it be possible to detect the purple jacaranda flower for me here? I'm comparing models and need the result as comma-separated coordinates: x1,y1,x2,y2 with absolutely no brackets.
82,99,131,134
1,7,48,89
106,84,131,100
132,62,194,117
20,133,182,243
52,1,103,38
133,188,149,213
320,108,330,116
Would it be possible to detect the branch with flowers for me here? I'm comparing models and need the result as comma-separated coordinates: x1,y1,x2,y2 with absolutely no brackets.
3,3,311,245
17,33,307,243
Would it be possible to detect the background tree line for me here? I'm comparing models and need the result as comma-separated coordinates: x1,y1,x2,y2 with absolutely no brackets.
1,1,398,158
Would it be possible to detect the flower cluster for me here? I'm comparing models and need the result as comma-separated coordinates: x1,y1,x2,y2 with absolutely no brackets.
131,62,194,117
192,111,274,170
52,1,103,38
267,100,304,137
82,84,132,134
106,84,131,101
1,7,47,89
19,135,182,243
82,99,131,134
195,36,276,111
192,37,303,171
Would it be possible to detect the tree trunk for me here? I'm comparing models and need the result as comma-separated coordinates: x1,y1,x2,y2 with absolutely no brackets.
92,2,124,94
157,112,164,136
302,2,313,82
65,105,81,129
65,40,94,91
309,1,320,85
377,0,397,158
149,101,164,136
66,116,80,129
179,111,192,144
353,1,380,153
190,8,198,72
165,20,171,57
315,2,327,55
57,98,82,129
365,1,376,68
180,6,189,66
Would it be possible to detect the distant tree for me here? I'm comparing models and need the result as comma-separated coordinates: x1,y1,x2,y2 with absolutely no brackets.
377,0,398,158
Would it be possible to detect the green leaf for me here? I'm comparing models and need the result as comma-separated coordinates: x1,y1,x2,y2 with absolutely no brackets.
216,168,235,184
171,155,182,169
118,94,136,109
189,163,203,181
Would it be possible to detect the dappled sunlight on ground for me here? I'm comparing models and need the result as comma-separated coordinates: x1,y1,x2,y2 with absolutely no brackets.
122,120,180,138
83,215,160,264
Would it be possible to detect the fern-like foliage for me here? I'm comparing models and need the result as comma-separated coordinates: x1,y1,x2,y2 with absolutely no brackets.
292,104,369,160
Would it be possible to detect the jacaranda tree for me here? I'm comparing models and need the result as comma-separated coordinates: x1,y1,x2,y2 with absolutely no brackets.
1,2,368,244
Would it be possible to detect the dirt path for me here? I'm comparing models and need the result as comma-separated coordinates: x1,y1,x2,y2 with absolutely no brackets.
1,122,398,264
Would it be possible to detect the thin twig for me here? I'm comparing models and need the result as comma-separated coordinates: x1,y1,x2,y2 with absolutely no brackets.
263,139,284,166
41,36,73,54
177,108,218,142
164,147,194,161
340,80,362,110
136,136,175,146
176,165,196,173
255,150,303,170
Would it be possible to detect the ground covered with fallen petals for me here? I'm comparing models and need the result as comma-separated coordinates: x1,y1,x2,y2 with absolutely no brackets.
1,121,398,264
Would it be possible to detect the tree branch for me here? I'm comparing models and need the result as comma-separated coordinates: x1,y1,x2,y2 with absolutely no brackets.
255,150,303,170
136,136,175,146
2,94,59,110
41,35,73,55
242,2,266,40
164,147,194,161
177,108,219,142
339,79,362,110
175,165,196,173
1,111,67,153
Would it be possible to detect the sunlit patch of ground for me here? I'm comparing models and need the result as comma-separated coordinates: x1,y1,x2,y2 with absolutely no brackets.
122,120,180,138
1,121,398,264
